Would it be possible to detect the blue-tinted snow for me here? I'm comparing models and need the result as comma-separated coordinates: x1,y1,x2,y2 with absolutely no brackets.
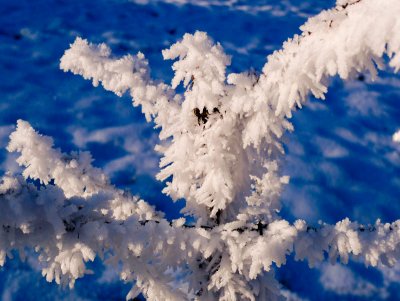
1,0,400,300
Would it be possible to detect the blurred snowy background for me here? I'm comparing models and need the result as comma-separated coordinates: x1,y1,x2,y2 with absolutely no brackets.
1,0,400,300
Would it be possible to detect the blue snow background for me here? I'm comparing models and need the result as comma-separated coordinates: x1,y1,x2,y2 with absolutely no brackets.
1,0,400,300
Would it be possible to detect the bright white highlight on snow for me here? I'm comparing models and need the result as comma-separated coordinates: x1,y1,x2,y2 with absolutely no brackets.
393,130,400,143
1,0,400,300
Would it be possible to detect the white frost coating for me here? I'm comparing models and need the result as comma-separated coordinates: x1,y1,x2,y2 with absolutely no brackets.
162,31,231,109
260,0,400,117
2,0,400,300
236,0,400,148
62,31,288,221
60,37,136,97
60,37,180,132
7,120,158,220
294,218,400,268
8,120,107,198
0,172,200,299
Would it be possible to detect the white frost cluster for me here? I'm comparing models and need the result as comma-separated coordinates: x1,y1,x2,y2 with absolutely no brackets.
1,0,400,300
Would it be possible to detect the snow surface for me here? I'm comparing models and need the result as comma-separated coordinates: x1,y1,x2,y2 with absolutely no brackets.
1,0,400,300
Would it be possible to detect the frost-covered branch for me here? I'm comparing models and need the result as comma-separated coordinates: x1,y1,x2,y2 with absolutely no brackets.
3,0,400,300
60,37,181,137
7,120,158,219
260,0,400,117
0,173,194,299
294,218,400,269
60,0,400,223
2,160,400,300
3,122,200,299
8,120,107,198
61,32,289,225
239,0,400,147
